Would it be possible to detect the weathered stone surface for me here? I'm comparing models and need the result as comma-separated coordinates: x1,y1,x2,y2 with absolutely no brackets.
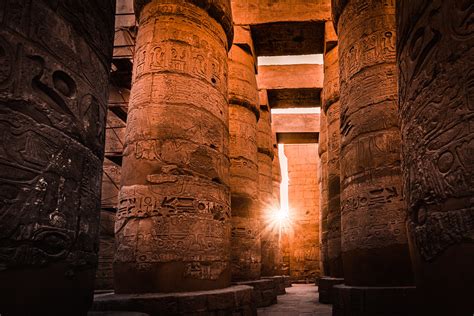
397,1,474,314
317,276,343,304
231,217,261,281
285,144,321,280
251,22,325,56
324,46,343,278
333,285,417,316
271,144,281,211
336,0,413,288
235,279,277,307
324,20,338,53
0,0,115,314
257,64,323,90
318,111,329,276
257,106,273,157
262,276,286,295
92,285,257,316
115,0,232,293
228,32,261,282
272,113,320,133
229,105,259,202
231,0,331,26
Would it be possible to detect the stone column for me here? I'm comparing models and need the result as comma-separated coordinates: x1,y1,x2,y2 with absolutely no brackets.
332,0,415,314
318,110,330,276
258,103,278,277
398,1,474,314
0,1,115,314
115,0,234,293
318,26,345,304
228,26,261,281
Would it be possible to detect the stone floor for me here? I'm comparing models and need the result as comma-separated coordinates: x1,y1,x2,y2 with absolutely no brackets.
258,284,332,316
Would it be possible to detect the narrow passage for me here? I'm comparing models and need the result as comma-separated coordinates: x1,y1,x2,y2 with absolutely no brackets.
258,284,332,316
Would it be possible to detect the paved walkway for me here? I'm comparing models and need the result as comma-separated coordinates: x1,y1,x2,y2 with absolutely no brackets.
258,284,332,316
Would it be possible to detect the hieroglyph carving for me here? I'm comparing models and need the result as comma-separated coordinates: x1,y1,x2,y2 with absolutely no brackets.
398,0,474,261
0,0,114,272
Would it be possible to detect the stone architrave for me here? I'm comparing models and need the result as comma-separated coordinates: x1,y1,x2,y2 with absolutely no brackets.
0,1,115,314
332,0,415,314
398,1,474,314
114,0,234,293
318,110,329,276
323,45,343,279
228,33,261,281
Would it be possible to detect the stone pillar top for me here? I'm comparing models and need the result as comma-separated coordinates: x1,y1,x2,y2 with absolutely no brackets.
331,0,348,33
134,0,234,49
233,25,258,73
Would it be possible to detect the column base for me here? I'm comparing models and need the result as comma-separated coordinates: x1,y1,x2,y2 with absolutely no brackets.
333,285,417,316
234,279,278,307
317,277,344,304
91,285,256,316
262,276,286,295
283,275,292,288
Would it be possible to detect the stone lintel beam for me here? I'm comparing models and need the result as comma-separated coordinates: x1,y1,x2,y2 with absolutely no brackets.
272,113,320,134
231,0,331,25
257,64,323,90
277,133,319,144
134,0,234,49
250,21,325,56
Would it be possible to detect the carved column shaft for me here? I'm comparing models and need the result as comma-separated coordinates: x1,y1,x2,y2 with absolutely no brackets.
114,0,233,293
335,0,413,286
324,45,343,279
318,109,330,275
228,35,261,281
0,0,115,314
398,0,474,314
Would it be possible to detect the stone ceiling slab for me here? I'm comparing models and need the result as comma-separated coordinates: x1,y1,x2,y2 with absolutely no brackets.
268,88,322,108
251,21,325,56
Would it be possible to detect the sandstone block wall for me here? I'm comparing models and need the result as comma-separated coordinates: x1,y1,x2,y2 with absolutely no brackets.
285,144,321,280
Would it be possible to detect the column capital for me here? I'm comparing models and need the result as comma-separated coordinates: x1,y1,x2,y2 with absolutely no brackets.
134,0,234,50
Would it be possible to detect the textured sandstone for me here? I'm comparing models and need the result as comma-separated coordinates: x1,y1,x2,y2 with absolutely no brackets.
323,46,343,278
335,0,413,287
115,0,233,293
228,31,261,281
398,1,474,314
0,1,115,314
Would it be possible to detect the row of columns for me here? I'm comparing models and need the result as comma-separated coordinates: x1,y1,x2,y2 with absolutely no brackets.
321,0,474,315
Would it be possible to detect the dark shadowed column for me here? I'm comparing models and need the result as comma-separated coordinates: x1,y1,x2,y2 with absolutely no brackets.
398,1,474,315
114,0,234,293
332,0,415,314
228,26,261,281
0,0,115,314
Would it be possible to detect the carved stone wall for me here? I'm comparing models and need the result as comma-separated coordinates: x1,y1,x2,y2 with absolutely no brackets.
228,38,261,281
318,110,329,275
114,0,233,293
0,0,115,313
335,0,413,287
398,0,474,314
323,45,343,278
285,144,321,280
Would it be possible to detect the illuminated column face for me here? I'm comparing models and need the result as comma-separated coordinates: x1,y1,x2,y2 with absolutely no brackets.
323,45,343,278
398,0,474,313
0,1,115,314
335,0,413,286
318,110,330,275
115,0,234,293
228,39,261,281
